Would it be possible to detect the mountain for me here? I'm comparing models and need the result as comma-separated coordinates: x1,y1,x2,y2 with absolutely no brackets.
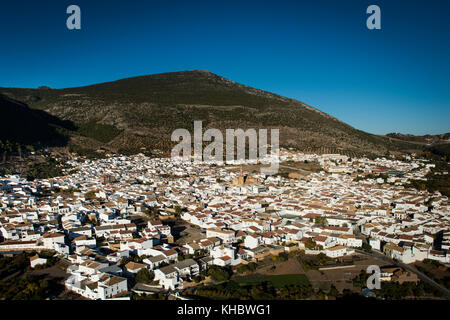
0,70,420,157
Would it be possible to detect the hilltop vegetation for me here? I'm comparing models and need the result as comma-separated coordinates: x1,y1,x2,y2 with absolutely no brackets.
77,120,122,143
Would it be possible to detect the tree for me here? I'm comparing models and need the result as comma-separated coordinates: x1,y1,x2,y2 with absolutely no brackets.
16,143,22,160
5,140,12,159
208,266,231,282
84,191,97,200
150,208,160,217
174,205,183,217
2,140,12,163
25,145,34,155
314,217,328,226
329,284,339,297
277,252,289,262
362,242,372,253
316,289,326,300
135,268,154,284
305,238,316,250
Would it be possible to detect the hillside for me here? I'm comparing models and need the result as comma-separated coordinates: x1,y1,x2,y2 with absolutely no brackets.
0,70,420,157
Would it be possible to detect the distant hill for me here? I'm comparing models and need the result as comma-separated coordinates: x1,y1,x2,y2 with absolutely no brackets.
386,132,450,144
386,132,450,157
1,70,422,156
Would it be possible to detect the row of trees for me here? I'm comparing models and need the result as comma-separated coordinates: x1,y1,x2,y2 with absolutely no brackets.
236,262,258,274
26,157,64,181
207,265,233,282
0,140,35,162
300,253,336,270
189,278,316,300
271,252,289,262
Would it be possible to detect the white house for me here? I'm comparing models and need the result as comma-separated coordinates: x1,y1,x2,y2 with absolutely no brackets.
73,236,97,249
65,272,128,300
338,234,363,248
143,254,168,270
154,265,182,290
124,262,147,275
244,234,262,249
325,245,349,258
369,238,381,251
172,259,199,278
206,228,235,244
79,260,109,275
42,232,65,249
213,255,233,266
284,228,303,241
30,255,47,268
210,246,235,259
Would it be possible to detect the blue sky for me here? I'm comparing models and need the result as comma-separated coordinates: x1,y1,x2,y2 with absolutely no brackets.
0,0,449,135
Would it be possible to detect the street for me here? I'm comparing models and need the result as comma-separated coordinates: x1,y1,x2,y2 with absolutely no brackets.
354,229,450,299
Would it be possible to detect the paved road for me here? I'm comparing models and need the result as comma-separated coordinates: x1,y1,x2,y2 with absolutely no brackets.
354,230,450,299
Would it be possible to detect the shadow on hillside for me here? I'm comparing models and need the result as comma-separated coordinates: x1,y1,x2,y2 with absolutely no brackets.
0,94,76,147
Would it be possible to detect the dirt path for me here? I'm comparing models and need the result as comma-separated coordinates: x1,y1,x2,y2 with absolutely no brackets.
258,257,305,275
29,265,68,279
